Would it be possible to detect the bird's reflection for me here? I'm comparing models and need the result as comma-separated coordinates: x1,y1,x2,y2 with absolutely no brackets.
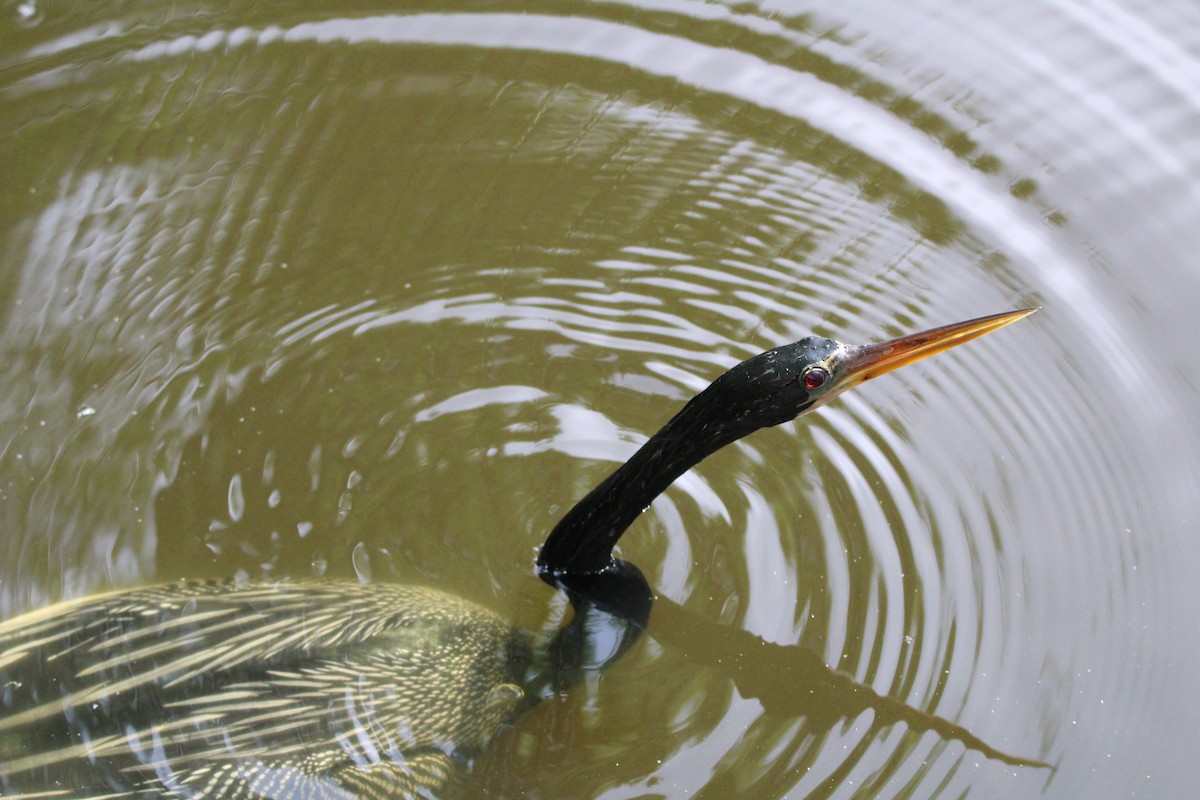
547,562,1049,778
648,590,1049,769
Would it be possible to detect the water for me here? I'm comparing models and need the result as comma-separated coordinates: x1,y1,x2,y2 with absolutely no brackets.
2,1,1198,797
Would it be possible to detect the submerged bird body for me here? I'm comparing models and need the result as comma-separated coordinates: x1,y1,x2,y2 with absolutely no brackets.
0,581,532,797
0,309,1038,797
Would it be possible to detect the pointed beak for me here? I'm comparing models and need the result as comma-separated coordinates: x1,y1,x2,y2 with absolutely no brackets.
839,308,1038,386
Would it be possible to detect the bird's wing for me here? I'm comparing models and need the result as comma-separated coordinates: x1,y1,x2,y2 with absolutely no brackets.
0,579,487,735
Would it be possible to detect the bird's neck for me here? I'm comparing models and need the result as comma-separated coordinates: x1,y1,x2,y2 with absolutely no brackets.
537,376,761,576
527,558,653,697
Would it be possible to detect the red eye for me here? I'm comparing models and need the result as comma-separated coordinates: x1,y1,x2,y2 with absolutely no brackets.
803,367,829,390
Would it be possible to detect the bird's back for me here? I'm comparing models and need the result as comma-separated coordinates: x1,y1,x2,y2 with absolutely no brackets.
0,579,532,798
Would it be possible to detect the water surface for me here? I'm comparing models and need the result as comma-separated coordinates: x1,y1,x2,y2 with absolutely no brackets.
2,1,1198,797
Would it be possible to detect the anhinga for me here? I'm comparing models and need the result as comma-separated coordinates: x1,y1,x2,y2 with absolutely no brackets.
0,309,1039,797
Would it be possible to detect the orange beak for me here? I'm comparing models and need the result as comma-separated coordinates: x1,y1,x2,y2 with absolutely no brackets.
840,308,1038,385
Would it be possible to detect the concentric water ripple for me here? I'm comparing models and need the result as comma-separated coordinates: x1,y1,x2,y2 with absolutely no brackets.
2,1,1198,798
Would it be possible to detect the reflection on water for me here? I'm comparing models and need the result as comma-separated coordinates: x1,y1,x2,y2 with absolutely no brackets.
2,0,1199,797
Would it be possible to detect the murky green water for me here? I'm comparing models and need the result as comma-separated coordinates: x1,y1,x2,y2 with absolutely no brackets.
2,1,1199,797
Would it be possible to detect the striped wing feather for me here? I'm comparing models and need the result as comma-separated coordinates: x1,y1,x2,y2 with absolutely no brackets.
0,579,529,799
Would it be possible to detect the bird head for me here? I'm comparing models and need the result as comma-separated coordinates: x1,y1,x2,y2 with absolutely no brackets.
713,308,1039,433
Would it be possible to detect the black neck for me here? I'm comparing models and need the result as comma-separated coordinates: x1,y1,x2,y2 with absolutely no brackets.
537,346,809,576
